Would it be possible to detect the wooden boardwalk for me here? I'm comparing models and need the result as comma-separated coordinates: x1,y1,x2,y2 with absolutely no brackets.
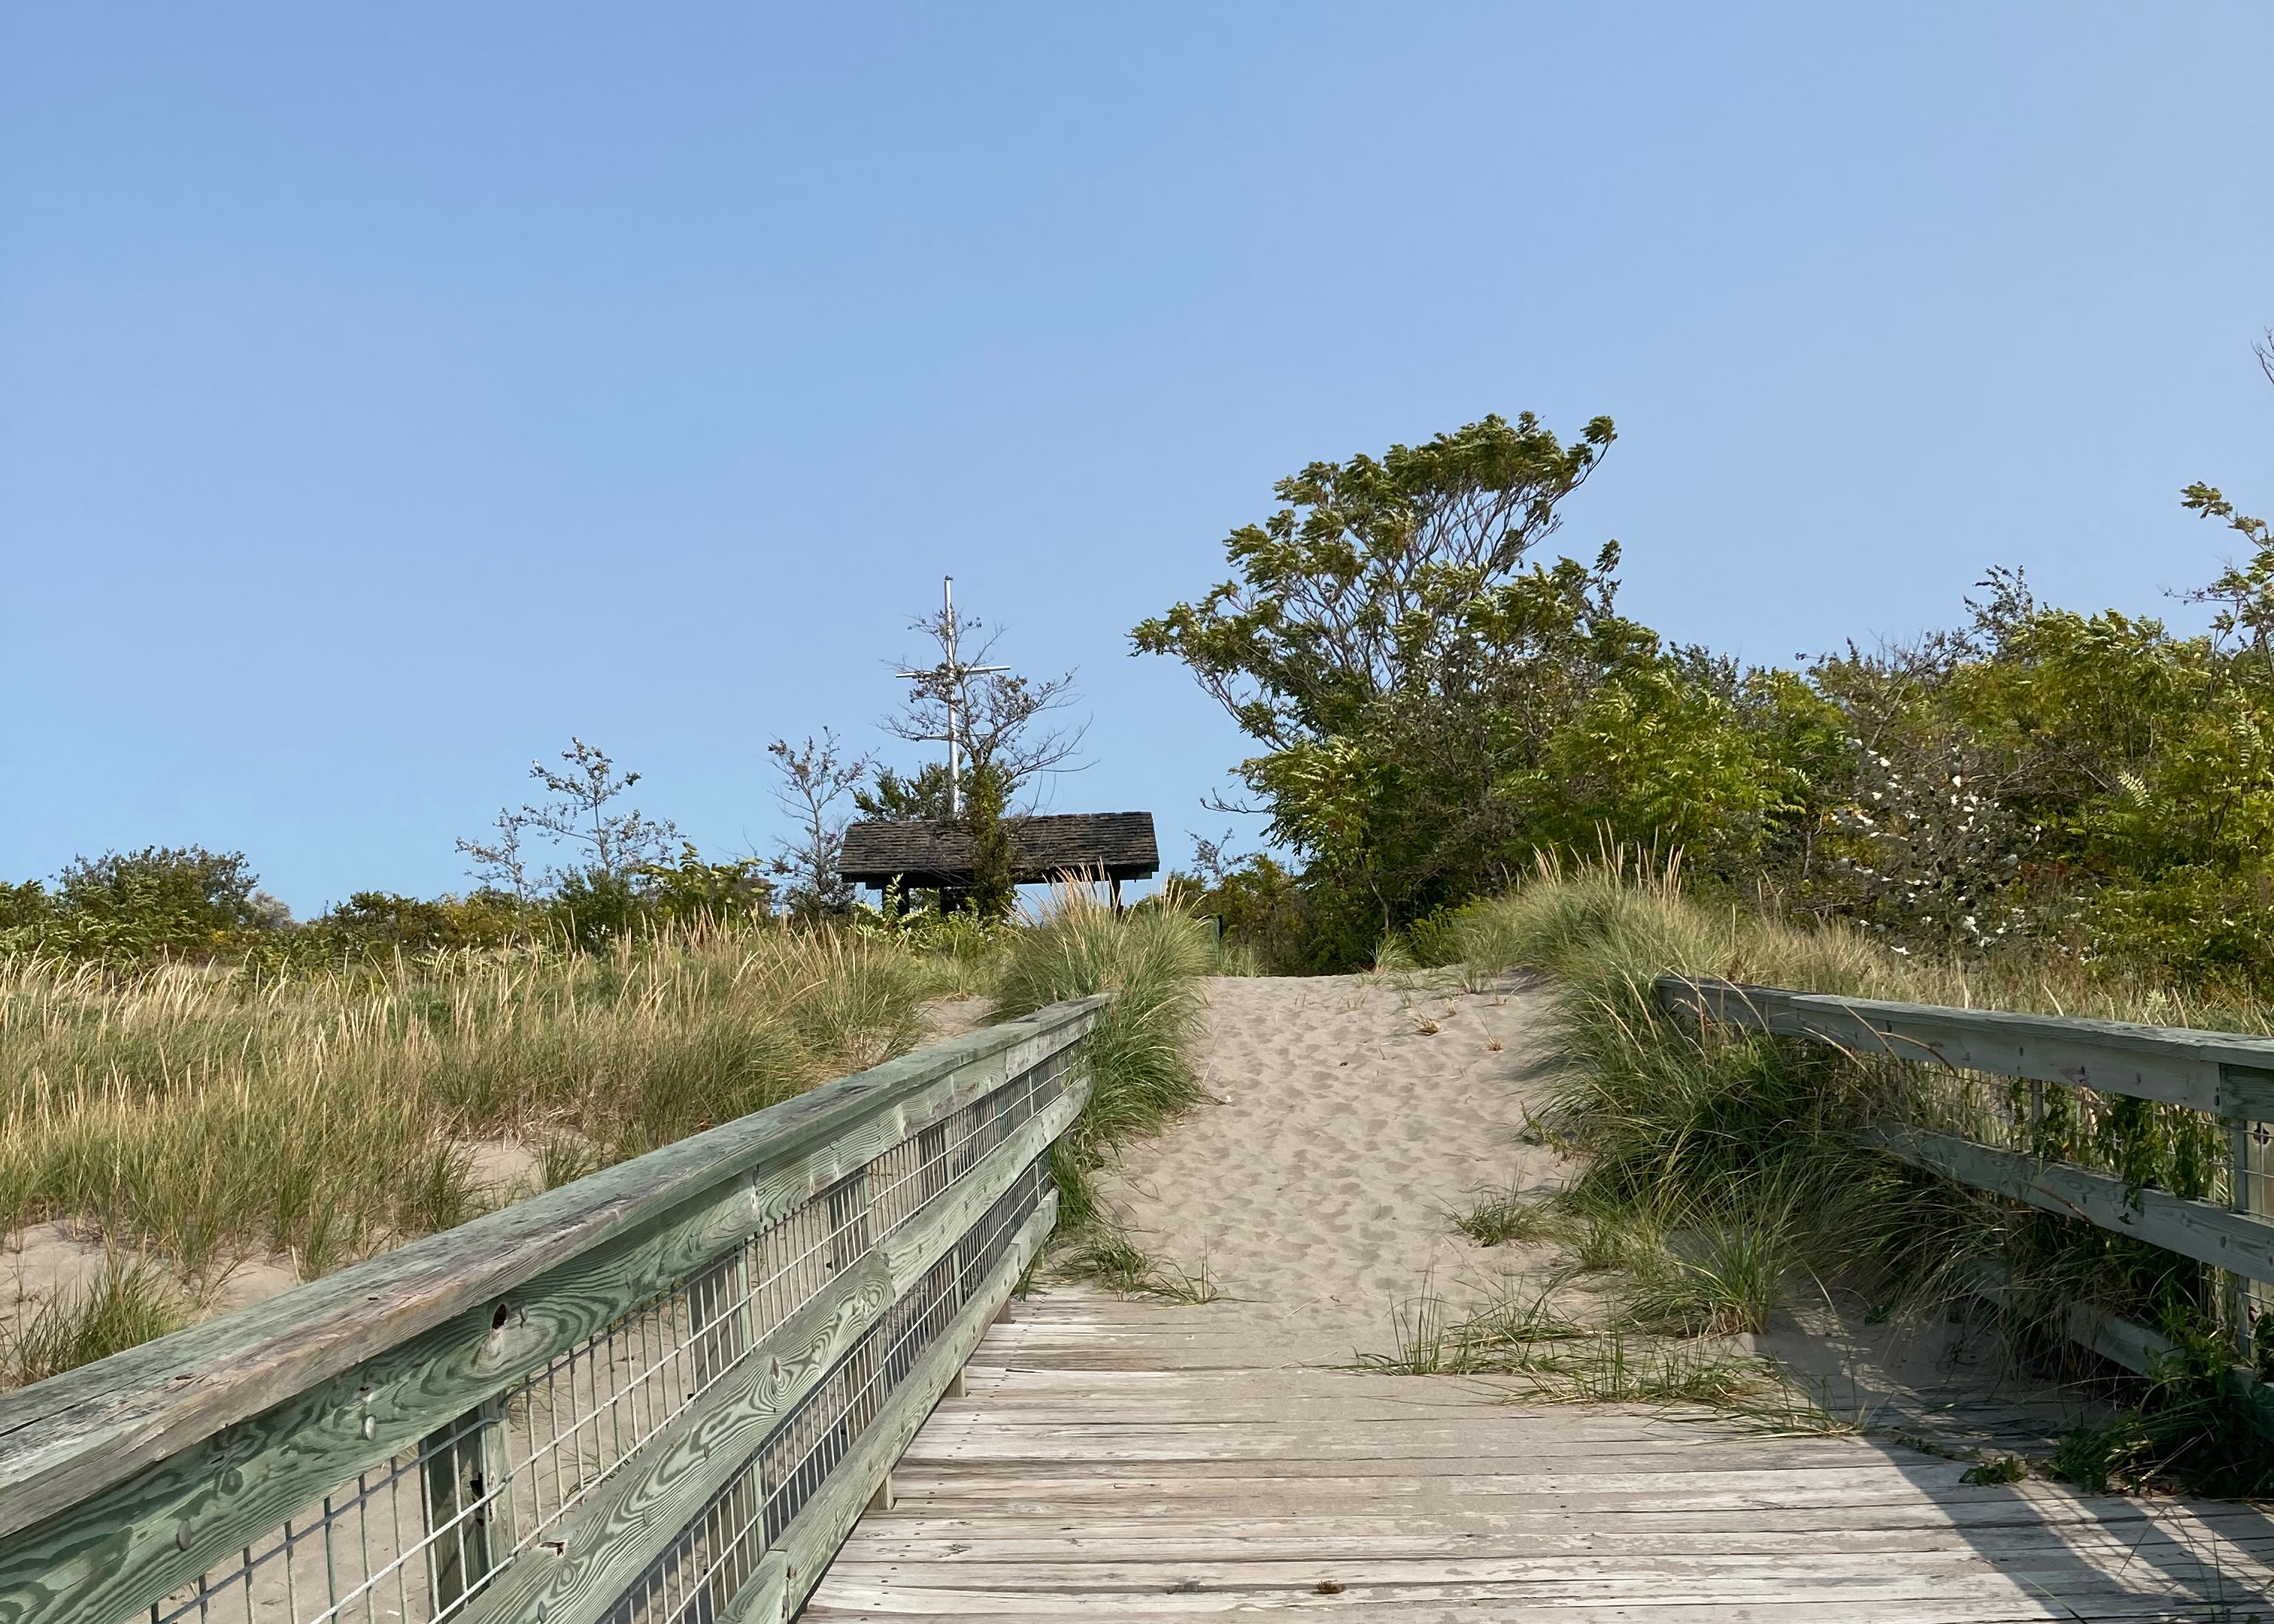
807,1288,2274,1622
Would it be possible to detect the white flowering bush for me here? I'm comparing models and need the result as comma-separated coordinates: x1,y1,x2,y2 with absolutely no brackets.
1827,738,2033,950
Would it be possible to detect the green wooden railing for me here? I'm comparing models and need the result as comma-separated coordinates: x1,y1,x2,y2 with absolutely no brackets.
1658,975,2274,1373
0,995,1103,1624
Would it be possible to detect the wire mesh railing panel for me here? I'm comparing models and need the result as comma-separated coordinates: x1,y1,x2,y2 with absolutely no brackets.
145,1407,502,1624
123,1044,1075,1624
604,1156,1051,1624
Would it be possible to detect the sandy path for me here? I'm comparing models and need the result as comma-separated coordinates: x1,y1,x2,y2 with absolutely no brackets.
810,973,2267,1619
1089,971,1560,1365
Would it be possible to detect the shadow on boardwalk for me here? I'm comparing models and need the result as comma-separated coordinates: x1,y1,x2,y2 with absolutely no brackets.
810,974,2274,1621
808,1290,2274,1622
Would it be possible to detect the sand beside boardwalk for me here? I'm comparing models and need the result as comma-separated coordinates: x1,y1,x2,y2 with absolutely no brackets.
1088,971,1562,1365
1085,970,2094,1453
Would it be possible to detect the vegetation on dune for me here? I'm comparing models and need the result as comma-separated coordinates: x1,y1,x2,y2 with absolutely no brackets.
1419,859,2274,1496
1143,372,2274,993
0,925,943,1285
992,883,1216,1241
0,879,1214,1386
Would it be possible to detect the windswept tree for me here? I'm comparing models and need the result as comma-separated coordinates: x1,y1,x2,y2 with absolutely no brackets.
1135,414,1634,951
1137,412,1834,964
457,738,680,898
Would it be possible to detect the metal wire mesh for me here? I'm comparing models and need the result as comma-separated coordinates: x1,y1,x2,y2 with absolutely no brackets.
135,1045,1072,1624
603,1157,1049,1624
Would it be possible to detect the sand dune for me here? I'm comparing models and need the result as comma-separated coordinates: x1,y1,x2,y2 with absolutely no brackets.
1090,971,1561,1365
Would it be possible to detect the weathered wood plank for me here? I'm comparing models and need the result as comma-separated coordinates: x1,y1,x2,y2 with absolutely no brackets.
720,1552,789,1624
0,1004,1096,1624
1659,975,2274,1120
838,1519,2274,1560
811,1276,2269,1624
767,1197,1060,1622
462,1097,1079,1624
808,1600,2218,1624
814,1547,2274,1588
801,1569,2241,1612
1866,1124,2274,1283
2060,1304,2179,1377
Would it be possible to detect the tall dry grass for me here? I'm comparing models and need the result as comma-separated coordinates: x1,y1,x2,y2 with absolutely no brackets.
1421,855,2274,1492
0,923,944,1289
0,896,1224,1387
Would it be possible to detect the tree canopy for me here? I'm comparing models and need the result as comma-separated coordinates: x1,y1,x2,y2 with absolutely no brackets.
1142,406,2274,985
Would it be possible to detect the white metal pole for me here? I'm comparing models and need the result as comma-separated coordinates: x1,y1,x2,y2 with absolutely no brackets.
944,575,960,819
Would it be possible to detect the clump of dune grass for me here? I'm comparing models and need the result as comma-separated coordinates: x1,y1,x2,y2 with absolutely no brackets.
1418,853,2274,1495
3,1254,187,1387
1514,1334,1776,1406
993,882,1214,1236
1452,1186,1556,1247
1623,1212,1803,1338
0,920,954,1378
1057,1232,1222,1303
1365,1283,1771,1403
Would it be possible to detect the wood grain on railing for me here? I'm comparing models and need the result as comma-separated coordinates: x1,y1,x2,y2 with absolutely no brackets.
0,995,1102,1624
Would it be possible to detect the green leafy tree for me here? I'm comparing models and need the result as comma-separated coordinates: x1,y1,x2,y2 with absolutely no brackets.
853,763,952,822
0,880,53,932
1518,659,1818,862
641,844,774,924
305,891,524,956
1175,832,1306,971
33,847,273,958
1138,413,1761,959
960,762,1017,921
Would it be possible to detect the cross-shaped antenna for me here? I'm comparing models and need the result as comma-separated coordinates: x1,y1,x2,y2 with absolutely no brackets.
896,576,1006,819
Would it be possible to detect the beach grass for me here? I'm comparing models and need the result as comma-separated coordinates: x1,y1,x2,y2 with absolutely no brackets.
0,922,954,1360
1412,854,2274,1492
993,883,1215,1238
0,895,1217,1388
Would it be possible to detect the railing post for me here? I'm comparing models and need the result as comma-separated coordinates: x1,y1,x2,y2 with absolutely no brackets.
2227,1064,2272,1361
423,1397,514,1618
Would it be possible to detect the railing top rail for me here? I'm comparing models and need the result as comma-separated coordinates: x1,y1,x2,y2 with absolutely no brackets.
0,994,1102,1543
1657,974,2274,1120
1658,974,2274,1068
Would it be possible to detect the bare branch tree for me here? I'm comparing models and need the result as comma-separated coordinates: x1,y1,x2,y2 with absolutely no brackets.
769,730,871,917
886,604,1087,807
522,738,680,883
456,809,533,902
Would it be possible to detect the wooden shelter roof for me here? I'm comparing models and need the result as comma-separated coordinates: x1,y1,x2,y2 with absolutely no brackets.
838,811,1159,887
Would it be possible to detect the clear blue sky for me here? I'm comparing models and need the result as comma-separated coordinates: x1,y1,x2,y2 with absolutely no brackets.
5,5,2271,914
